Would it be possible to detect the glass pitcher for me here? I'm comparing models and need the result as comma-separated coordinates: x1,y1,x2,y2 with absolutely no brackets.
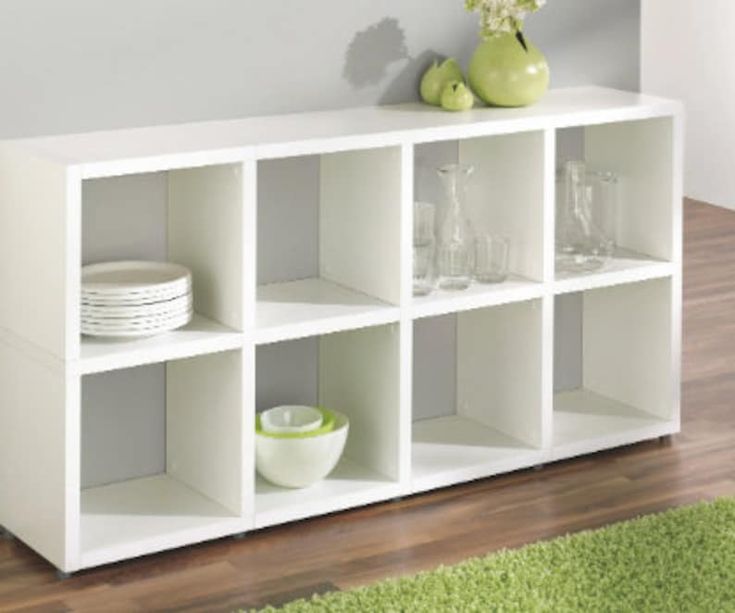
556,160,615,273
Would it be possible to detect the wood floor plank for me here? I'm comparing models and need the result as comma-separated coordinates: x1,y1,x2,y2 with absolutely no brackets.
1,199,734,611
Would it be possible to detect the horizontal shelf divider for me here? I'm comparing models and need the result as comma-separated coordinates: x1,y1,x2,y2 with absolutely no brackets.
411,275,543,320
8,87,681,176
77,313,244,375
554,251,674,295
255,278,401,345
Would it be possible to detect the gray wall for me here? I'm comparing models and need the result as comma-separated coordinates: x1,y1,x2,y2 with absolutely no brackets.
0,1,640,486
0,0,639,139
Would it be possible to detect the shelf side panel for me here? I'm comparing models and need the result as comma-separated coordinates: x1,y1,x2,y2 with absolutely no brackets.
169,163,246,331
0,343,78,571
457,300,544,448
0,147,78,359
320,147,402,305
585,117,674,262
166,350,244,515
459,131,546,282
319,324,402,481
583,278,673,420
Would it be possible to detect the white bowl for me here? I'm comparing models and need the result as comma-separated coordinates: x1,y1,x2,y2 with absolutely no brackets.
256,411,349,489
260,405,323,435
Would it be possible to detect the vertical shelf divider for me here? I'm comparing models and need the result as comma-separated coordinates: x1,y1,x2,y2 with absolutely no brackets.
670,113,685,432
242,158,258,527
541,128,557,452
66,167,83,571
399,143,415,489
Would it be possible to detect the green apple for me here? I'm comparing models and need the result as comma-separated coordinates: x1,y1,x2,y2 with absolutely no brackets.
420,58,464,106
440,81,474,112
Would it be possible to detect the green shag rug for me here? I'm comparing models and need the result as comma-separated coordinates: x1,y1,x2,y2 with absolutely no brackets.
255,498,735,612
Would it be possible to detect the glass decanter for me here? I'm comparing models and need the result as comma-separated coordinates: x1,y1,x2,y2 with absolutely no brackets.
437,163,474,291
556,160,613,273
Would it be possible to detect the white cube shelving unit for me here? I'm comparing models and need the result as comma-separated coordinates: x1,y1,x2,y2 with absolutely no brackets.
0,87,683,572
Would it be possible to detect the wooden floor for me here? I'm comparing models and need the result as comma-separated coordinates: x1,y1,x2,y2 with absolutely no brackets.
2,200,735,612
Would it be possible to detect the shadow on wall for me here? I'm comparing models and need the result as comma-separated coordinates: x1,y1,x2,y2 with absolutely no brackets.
342,17,440,105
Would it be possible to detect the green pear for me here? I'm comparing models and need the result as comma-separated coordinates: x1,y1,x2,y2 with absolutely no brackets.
440,81,474,112
420,58,464,106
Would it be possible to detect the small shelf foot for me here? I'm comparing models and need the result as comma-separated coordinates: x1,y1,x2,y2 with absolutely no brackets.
533,464,545,472
0,526,14,540
659,435,673,446
233,532,247,540
56,570,72,581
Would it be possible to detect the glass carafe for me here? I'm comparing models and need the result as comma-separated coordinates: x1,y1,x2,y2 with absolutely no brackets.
437,163,474,291
556,160,613,273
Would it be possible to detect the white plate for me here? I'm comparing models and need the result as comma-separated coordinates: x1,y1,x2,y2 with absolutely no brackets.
82,288,190,306
81,311,192,329
82,283,189,302
82,261,191,296
81,310,192,338
82,308,193,329
81,294,192,318
82,284,190,304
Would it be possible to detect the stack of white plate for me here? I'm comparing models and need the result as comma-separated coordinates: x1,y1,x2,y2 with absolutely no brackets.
81,261,193,338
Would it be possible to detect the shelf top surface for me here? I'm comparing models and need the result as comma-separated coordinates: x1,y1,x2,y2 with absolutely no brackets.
1,87,681,176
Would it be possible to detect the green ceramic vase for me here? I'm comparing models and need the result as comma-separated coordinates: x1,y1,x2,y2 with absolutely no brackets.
468,32,550,108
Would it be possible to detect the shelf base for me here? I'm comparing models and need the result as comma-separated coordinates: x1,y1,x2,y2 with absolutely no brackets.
553,389,677,461
80,474,243,569
411,415,543,494
255,457,400,529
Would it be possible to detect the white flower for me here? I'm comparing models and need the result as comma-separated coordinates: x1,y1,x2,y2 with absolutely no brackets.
465,0,547,37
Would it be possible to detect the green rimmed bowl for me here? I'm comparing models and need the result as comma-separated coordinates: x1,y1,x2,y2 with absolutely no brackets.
255,408,349,488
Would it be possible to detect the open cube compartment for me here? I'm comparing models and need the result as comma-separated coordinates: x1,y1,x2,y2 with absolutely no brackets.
412,299,545,493
553,278,677,461
80,164,246,371
555,118,675,291
412,132,546,318
254,323,403,528
256,148,403,344
80,349,245,568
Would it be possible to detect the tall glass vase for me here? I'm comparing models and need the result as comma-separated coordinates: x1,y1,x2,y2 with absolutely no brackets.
437,163,474,291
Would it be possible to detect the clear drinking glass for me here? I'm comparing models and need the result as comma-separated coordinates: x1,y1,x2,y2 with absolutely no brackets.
587,170,619,253
437,163,474,291
413,201,436,296
474,235,510,284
